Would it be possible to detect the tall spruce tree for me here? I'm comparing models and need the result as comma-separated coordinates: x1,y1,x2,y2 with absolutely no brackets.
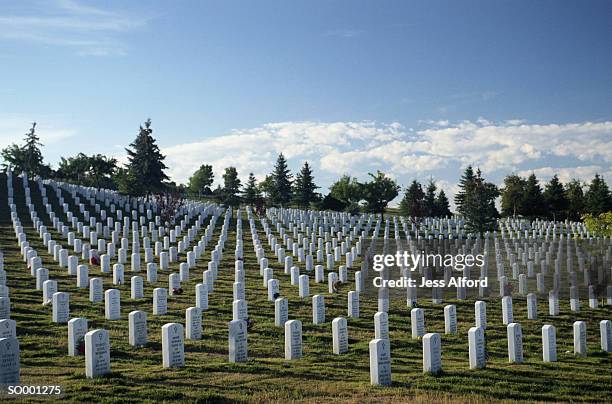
543,174,568,221
457,168,499,235
124,119,168,196
454,165,475,213
242,172,261,205
423,178,437,217
269,153,293,206
293,161,319,208
222,166,241,207
501,174,526,217
435,190,452,217
1,122,50,178
584,174,612,215
521,173,545,219
399,180,425,217
564,179,585,221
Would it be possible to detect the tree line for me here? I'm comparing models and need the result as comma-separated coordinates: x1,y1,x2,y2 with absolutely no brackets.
2,120,611,234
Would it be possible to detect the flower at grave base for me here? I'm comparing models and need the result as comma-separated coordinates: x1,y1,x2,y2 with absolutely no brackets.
77,337,85,355
245,317,254,331
332,280,343,293
273,292,280,299
173,288,184,295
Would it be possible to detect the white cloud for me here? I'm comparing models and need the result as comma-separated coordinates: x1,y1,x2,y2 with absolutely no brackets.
0,0,150,56
160,119,612,202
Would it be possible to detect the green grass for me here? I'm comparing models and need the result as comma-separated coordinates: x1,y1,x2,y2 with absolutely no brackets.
1,173,611,403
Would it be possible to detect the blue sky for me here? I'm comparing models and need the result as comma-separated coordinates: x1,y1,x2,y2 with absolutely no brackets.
1,0,611,204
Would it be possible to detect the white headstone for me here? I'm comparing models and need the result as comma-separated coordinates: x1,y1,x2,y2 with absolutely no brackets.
104,289,120,320
228,319,248,363
411,308,425,339
444,305,457,335
153,288,168,315
52,292,69,323
68,317,88,356
162,323,185,368
129,310,147,347
369,338,391,386
468,326,486,369
374,311,389,340
275,297,288,327
573,320,587,357
85,329,110,378
284,320,302,360
332,317,348,354
312,295,325,324
422,333,442,374
542,324,557,362
507,323,523,363
0,337,20,383
185,307,202,340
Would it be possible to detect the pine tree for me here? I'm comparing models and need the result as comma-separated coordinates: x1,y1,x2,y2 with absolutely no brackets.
521,173,545,219
188,164,214,195
293,161,319,208
222,166,241,207
500,174,526,217
543,174,568,221
454,165,475,213
564,179,585,221
457,168,499,235
124,119,169,196
423,178,437,217
399,180,425,217
584,174,612,215
1,122,50,178
269,153,293,206
242,172,261,205
435,190,452,217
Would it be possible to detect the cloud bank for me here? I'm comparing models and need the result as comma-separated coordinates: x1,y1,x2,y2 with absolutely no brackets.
162,119,612,198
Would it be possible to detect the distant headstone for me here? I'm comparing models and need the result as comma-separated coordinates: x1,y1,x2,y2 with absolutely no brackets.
422,333,442,374
185,307,202,340
468,326,486,369
129,310,147,347
542,324,557,362
153,288,168,315
275,297,288,327
374,311,389,340
444,305,457,334
68,317,88,356
228,319,248,363
332,317,348,354
284,320,302,360
411,308,425,339
573,321,587,357
312,295,325,324
52,292,69,323
507,323,523,363
104,289,121,320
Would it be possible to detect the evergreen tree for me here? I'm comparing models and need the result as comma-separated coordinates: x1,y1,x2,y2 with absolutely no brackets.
293,161,319,208
269,153,293,206
399,180,425,217
423,178,437,217
435,190,452,217
258,175,274,201
457,168,499,235
521,173,545,219
242,172,261,205
500,174,526,217
222,166,241,207
564,179,585,221
454,165,475,213
317,193,347,211
361,171,400,214
543,174,568,221
188,164,214,195
124,119,169,196
584,174,612,215
1,122,50,178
